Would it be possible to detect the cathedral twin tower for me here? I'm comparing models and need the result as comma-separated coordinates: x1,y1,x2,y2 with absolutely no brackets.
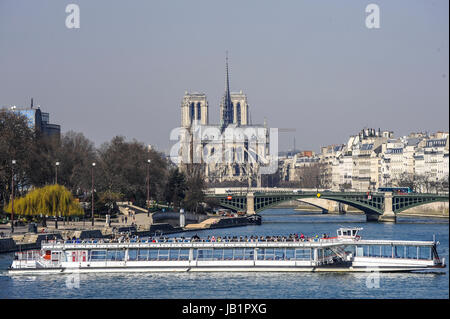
181,55,249,129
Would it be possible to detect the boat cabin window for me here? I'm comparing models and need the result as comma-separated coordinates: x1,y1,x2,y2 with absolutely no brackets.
263,248,275,260
128,249,138,261
107,250,118,261
105,249,125,261
256,248,273,260
158,249,169,261
138,249,149,261
244,248,254,260
294,249,311,260
394,246,406,258
89,250,106,261
382,245,393,258
285,249,295,260
223,249,233,260
419,246,432,260
169,249,179,260
356,246,364,257
196,249,214,261
116,250,125,261
368,246,377,257
213,249,223,260
179,249,190,261
317,249,323,258
338,230,351,236
406,246,417,259
149,249,158,260
274,249,285,260
232,248,244,260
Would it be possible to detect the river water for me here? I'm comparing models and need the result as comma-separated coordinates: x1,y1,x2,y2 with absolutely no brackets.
0,209,448,299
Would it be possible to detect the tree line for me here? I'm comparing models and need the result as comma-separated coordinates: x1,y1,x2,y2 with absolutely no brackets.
391,172,449,193
0,111,207,218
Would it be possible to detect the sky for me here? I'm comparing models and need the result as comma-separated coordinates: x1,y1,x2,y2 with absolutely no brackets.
0,0,448,154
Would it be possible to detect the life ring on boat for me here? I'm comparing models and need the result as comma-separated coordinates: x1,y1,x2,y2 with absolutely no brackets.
43,250,51,260
355,235,361,241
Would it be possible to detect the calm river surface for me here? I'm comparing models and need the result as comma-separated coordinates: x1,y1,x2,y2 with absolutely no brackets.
0,209,448,299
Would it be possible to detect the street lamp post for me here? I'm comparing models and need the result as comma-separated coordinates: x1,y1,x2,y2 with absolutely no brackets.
55,161,60,184
147,159,151,217
11,160,16,234
91,162,96,227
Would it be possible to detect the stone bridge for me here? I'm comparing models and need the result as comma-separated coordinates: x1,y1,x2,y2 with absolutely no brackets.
205,189,449,222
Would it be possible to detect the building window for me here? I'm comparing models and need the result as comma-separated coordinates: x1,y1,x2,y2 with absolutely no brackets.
190,103,195,122
230,103,234,123
237,102,241,125
197,102,201,120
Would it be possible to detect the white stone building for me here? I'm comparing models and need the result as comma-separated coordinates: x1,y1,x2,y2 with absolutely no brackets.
177,58,270,186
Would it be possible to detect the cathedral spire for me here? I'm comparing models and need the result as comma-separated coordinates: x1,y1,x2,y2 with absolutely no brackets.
221,51,233,131
225,51,231,98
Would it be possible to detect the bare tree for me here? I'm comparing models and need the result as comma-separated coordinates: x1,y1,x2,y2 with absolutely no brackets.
183,164,206,213
415,174,434,193
293,163,328,189
0,111,35,208
440,174,449,193
339,182,352,191
393,172,416,191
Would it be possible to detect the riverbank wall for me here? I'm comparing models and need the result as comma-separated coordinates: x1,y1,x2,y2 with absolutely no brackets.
0,238,17,253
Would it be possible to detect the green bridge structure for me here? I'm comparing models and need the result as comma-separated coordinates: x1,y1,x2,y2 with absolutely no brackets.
205,190,449,222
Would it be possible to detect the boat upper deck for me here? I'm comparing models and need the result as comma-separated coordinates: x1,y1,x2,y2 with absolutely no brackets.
40,238,437,251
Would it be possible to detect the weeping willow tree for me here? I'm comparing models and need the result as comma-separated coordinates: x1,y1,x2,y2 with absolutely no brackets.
4,184,84,218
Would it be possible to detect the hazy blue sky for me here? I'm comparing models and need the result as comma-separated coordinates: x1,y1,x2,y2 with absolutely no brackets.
1,0,448,153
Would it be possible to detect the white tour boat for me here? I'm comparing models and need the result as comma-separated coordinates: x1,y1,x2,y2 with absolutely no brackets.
8,228,446,274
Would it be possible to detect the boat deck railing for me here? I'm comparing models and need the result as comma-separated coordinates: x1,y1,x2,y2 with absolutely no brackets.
14,250,41,261
40,236,349,248
39,236,438,252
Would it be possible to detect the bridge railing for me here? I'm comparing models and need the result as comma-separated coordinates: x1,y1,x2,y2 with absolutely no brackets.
206,187,450,195
206,187,330,195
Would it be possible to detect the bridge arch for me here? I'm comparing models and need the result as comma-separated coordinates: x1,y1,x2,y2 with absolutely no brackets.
251,194,383,216
207,190,449,222
391,195,449,214
296,199,331,213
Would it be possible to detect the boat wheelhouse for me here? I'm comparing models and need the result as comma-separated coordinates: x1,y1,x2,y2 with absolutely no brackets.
9,228,445,274
336,227,362,240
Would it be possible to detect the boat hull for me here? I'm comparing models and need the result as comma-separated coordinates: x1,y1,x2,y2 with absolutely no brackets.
8,264,443,274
